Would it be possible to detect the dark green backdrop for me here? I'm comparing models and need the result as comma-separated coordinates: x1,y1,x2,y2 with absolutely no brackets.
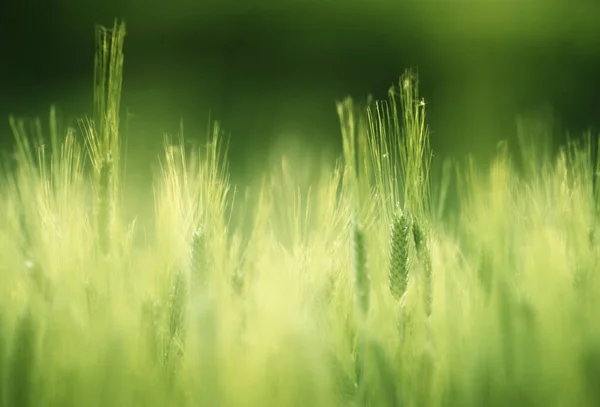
1,0,599,180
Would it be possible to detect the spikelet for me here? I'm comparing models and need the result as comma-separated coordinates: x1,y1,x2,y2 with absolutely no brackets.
352,219,370,315
389,209,410,301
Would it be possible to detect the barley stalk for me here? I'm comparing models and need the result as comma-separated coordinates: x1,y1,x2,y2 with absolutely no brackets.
582,345,600,406
397,293,412,344
8,311,36,407
368,339,399,407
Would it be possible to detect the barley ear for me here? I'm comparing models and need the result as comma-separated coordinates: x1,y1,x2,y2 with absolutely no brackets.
413,217,433,316
168,269,187,342
389,209,410,301
352,220,370,316
166,268,188,374
91,20,126,256
97,152,113,255
352,219,370,406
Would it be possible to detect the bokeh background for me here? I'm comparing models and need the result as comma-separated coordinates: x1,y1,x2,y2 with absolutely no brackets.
1,0,600,182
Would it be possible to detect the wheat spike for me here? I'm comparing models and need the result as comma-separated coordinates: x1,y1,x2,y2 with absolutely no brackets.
166,268,188,370
413,217,433,316
352,220,370,315
351,219,370,407
389,209,410,301
97,153,113,255
412,216,425,254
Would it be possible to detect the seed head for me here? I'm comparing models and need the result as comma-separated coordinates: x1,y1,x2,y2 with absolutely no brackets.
352,220,370,315
413,217,433,316
389,210,410,301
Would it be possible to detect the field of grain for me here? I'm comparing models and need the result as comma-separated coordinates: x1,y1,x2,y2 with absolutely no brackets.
0,21,599,407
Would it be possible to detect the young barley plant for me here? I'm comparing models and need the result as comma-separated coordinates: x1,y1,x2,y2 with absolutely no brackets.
4,18,600,407
85,20,126,256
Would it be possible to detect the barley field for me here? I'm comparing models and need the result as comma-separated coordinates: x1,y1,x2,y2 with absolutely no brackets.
0,21,599,407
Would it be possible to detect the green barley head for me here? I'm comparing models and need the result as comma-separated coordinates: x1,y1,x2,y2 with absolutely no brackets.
166,268,188,368
413,217,433,317
352,219,370,315
97,152,113,255
412,216,425,255
389,209,410,301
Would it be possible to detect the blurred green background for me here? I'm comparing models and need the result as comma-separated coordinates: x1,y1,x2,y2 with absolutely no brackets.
1,0,600,182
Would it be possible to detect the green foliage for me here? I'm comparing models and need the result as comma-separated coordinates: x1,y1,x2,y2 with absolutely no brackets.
0,20,599,407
